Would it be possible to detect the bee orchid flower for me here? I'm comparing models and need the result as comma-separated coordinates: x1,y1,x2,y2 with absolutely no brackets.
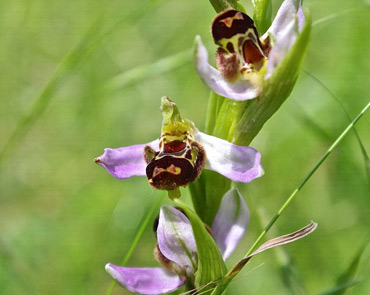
105,187,249,294
95,97,263,197
105,188,318,294
194,0,308,100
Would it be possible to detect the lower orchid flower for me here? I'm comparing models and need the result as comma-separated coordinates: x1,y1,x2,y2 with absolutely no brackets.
105,187,318,294
194,0,309,101
105,187,250,294
95,97,263,198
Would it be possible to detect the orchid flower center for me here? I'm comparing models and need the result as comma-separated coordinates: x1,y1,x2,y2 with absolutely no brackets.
212,9,271,82
144,97,205,193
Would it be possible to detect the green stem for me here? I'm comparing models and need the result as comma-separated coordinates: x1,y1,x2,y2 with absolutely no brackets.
303,70,370,183
106,193,164,295
205,92,225,135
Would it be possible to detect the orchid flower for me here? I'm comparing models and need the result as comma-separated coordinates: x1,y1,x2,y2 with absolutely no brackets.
95,97,263,197
105,187,249,294
194,0,308,100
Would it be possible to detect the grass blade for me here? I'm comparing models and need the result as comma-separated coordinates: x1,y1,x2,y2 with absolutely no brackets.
245,101,370,258
302,70,370,184
0,18,103,166
322,241,369,295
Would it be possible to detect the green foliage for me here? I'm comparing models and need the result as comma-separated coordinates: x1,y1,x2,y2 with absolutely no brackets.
209,0,239,13
174,199,227,291
320,242,369,295
0,0,369,294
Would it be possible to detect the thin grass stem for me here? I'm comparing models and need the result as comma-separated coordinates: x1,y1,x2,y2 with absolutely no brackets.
244,101,370,258
302,70,370,183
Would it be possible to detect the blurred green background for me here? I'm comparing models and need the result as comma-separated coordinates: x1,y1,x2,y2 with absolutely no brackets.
0,0,369,294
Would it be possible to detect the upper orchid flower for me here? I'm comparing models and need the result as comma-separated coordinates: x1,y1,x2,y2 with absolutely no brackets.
95,97,263,198
194,0,308,100
105,187,250,294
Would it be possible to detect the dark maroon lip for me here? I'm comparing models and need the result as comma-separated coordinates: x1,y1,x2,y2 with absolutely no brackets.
212,9,256,43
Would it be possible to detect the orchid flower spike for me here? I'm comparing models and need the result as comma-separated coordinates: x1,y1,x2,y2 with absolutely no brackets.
194,0,309,100
105,188,250,294
95,97,263,198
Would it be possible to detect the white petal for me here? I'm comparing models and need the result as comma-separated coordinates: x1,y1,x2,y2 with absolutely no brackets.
194,35,260,101
105,264,185,294
265,18,298,79
194,132,264,183
157,206,197,277
264,0,299,40
212,188,250,260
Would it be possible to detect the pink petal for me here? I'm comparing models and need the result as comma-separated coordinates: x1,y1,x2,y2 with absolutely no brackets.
263,0,303,78
95,139,159,179
157,206,198,277
264,0,299,39
212,188,249,260
105,264,185,294
194,132,264,183
265,18,298,78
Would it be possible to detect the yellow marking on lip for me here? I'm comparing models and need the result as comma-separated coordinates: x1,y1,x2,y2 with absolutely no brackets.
153,164,181,178
219,12,244,28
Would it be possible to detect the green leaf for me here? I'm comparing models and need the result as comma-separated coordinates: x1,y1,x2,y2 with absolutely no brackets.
173,199,227,291
253,0,272,35
189,170,232,226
